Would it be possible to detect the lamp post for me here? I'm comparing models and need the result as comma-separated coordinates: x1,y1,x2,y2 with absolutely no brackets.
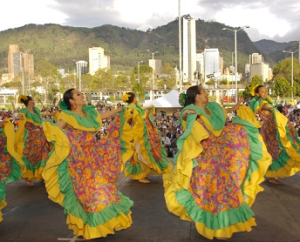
137,61,143,99
147,50,158,101
222,26,250,103
283,49,299,102
73,59,76,88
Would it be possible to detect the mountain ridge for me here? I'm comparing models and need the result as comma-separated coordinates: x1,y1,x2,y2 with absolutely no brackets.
0,19,296,76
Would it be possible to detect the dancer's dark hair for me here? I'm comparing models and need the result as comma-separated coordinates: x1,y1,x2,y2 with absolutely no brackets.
184,86,201,107
63,88,75,110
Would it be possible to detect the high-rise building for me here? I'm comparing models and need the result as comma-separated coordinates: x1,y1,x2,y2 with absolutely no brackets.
13,52,22,74
104,56,110,70
76,61,88,77
249,53,263,64
182,17,196,83
219,56,224,74
250,62,270,81
88,47,110,75
8,44,19,73
149,59,162,75
22,53,34,77
204,48,220,81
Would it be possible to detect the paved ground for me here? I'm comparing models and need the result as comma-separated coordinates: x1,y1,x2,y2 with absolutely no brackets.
1,159,300,242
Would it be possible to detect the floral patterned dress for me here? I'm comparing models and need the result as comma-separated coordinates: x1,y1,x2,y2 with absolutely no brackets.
42,106,133,240
163,102,272,240
250,96,300,177
123,103,172,179
15,107,50,181
0,120,24,222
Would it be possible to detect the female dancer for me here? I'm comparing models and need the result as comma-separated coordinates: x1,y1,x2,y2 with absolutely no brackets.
163,85,272,240
249,85,300,184
42,88,133,240
15,95,52,186
0,118,24,222
122,92,173,183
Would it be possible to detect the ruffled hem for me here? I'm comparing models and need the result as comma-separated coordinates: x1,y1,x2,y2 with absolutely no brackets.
266,157,300,178
124,108,172,176
163,179,256,239
266,111,300,177
42,122,133,239
67,211,133,239
232,115,272,207
194,218,256,240
21,166,44,181
163,106,270,238
0,199,7,223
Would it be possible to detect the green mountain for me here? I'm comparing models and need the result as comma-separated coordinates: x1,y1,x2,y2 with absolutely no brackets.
253,39,297,55
0,19,276,75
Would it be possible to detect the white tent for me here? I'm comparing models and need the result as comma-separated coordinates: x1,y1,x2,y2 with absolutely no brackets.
144,90,181,108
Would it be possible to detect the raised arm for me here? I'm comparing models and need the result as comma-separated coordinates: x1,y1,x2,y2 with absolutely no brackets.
100,106,123,120
56,119,67,129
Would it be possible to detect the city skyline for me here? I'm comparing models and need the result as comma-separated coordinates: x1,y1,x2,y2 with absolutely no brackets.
1,0,300,43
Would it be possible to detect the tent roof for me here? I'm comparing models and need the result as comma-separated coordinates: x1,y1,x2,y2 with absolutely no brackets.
144,90,182,108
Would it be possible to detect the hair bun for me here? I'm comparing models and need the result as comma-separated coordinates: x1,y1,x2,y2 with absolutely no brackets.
18,95,28,104
179,93,187,106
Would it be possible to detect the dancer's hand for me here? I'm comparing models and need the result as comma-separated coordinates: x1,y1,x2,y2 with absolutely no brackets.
115,106,123,113
182,110,196,121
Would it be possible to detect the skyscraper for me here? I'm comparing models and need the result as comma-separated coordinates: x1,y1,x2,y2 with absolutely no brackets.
22,53,34,77
8,44,20,74
76,60,88,77
182,17,196,83
204,48,220,81
88,47,109,75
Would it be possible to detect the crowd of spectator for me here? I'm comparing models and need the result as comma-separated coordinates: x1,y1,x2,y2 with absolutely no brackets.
3,99,300,159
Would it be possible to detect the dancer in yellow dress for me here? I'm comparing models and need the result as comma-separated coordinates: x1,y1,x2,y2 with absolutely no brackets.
0,118,24,222
122,92,173,183
249,85,300,184
15,95,52,186
163,85,272,240
42,88,133,240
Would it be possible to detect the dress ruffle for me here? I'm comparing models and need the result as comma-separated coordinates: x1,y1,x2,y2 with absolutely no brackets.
15,112,49,181
124,106,172,179
42,116,133,239
0,120,24,222
163,104,271,239
249,97,300,177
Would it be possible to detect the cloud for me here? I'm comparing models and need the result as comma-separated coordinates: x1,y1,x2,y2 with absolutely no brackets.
1,0,300,42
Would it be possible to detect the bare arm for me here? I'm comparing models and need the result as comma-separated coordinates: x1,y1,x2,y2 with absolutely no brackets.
143,105,154,110
225,102,242,113
56,119,67,129
100,106,123,120
261,105,273,111
182,110,197,121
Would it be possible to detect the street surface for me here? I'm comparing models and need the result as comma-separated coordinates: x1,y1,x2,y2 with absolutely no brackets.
1,158,300,242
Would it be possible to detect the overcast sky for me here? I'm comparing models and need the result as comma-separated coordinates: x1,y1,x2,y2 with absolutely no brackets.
1,0,300,43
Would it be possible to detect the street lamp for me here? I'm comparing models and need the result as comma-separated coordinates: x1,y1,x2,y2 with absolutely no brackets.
73,59,76,88
222,26,250,103
283,49,299,102
147,50,158,101
137,61,143,99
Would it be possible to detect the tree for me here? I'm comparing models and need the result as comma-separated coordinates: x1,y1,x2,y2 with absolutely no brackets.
272,57,300,83
81,74,94,104
242,75,262,100
130,65,152,100
114,74,130,90
93,69,113,92
273,77,291,98
35,59,62,104
7,96,16,110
